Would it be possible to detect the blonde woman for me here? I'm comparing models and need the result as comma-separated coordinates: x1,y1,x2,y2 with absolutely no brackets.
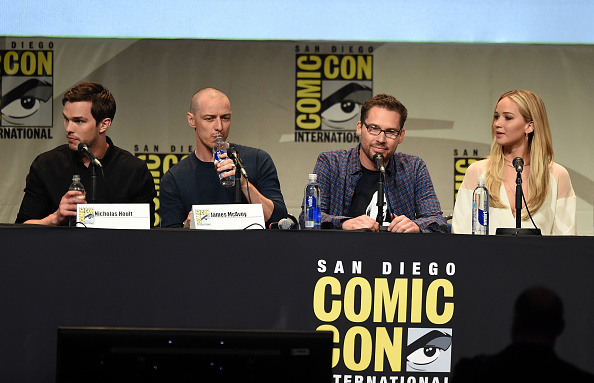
452,90,576,235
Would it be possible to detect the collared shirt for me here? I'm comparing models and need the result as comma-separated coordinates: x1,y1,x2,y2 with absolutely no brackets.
311,144,447,232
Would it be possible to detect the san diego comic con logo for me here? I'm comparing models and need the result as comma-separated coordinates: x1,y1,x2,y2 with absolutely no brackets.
0,44,54,139
313,259,455,382
453,149,480,203
194,209,211,226
78,207,96,224
135,147,193,227
295,45,374,143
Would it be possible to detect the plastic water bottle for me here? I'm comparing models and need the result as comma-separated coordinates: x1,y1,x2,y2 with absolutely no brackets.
213,136,235,187
68,174,86,227
303,173,321,229
472,177,489,235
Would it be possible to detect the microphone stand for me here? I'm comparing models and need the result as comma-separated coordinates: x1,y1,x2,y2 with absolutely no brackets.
495,166,541,236
515,172,522,229
233,160,242,204
377,171,387,232
90,162,97,203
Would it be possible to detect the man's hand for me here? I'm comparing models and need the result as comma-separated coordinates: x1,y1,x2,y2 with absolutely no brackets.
57,190,86,222
387,213,420,233
342,215,380,231
27,190,87,226
214,153,236,179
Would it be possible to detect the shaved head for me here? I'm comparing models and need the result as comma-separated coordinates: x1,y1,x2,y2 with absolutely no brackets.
186,87,232,160
190,87,228,115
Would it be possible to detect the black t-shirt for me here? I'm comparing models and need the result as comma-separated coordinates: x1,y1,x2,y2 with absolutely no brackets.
348,167,388,222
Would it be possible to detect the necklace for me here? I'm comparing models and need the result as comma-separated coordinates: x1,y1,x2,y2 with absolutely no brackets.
504,179,524,217
504,178,515,195
503,170,529,215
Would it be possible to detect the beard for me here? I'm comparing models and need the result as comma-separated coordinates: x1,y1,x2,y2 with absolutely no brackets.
362,141,392,164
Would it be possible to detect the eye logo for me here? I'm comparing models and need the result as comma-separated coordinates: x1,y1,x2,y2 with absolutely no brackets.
406,328,452,372
196,210,211,225
321,83,371,130
79,208,95,224
1,78,53,127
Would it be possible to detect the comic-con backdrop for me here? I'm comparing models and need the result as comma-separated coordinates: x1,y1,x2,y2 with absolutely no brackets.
1,37,593,234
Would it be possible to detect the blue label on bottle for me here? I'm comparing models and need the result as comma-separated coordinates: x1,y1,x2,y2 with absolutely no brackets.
306,195,319,224
478,208,488,226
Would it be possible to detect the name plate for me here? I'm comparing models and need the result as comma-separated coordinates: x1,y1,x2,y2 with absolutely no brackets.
76,203,150,229
189,204,265,230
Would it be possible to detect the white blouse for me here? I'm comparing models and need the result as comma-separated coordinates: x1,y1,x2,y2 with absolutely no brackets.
452,159,576,235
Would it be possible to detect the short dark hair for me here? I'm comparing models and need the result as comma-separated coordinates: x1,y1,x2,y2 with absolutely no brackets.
360,93,408,129
62,82,116,124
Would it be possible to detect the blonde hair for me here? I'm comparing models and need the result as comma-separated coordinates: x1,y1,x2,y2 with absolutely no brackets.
485,90,554,218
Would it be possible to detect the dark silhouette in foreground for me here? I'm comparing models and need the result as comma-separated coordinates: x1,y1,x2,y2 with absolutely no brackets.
452,286,594,383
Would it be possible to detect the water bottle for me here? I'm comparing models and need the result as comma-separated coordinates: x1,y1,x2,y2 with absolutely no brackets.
68,174,86,227
303,173,321,229
213,136,235,187
472,177,489,235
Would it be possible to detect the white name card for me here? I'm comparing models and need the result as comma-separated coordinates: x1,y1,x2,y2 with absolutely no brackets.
189,204,265,230
76,203,150,229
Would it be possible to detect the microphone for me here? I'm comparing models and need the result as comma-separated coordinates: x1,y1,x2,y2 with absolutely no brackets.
512,157,524,173
373,153,385,174
268,214,299,230
278,217,295,230
227,147,248,179
78,143,102,168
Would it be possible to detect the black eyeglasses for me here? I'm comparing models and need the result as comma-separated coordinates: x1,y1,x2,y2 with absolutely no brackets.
362,120,402,139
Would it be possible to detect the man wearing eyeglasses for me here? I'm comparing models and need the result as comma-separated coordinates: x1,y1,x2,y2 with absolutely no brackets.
307,93,447,232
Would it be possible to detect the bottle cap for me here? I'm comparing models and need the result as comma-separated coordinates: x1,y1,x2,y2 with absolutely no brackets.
309,173,317,182
477,177,485,186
